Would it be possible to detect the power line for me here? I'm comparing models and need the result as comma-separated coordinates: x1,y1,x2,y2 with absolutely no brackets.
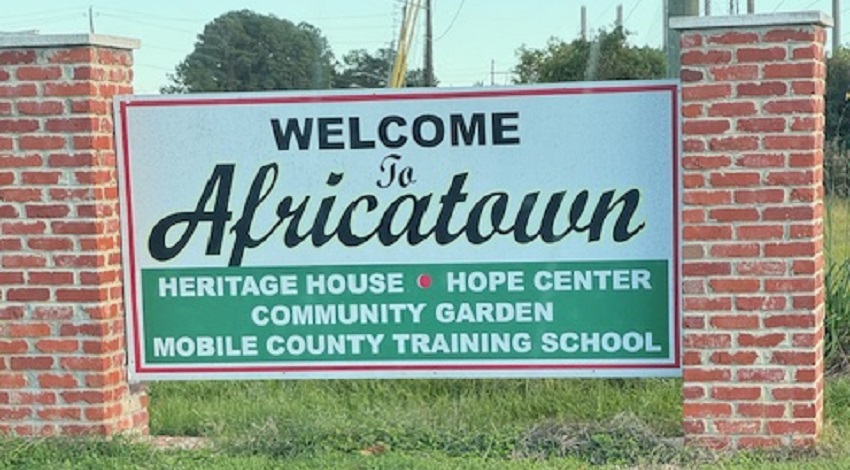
435,0,466,41
773,0,787,12
625,0,646,23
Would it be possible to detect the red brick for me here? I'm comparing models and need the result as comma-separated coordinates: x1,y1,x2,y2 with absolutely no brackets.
19,136,66,150
763,98,820,114
789,151,822,167
28,271,74,285
736,296,786,311
45,117,99,133
0,50,36,65
0,119,39,133
710,351,758,365
763,29,816,42
709,136,760,151
792,80,823,95
710,243,760,257
766,170,817,185
3,254,46,268
737,82,787,97
684,403,732,418
710,102,757,117
16,66,62,81
684,225,732,241
16,101,65,116
38,374,78,389
3,221,46,233
736,261,786,276
44,82,99,97
767,420,817,435
764,241,818,257
682,50,732,66
710,171,760,186
22,172,62,185
35,339,79,353
709,315,759,329
684,84,732,101
737,118,786,133
0,84,37,97
711,65,759,81
8,323,51,337
684,297,732,311
683,262,731,276
685,333,732,348
738,333,786,348
0,340,27,354
764,63,819,79
737,368,786,382
772,351,817,367
10,356,54,370
709,208,759,222
681,69,703,82
25,204,71,219
27,237,74,251
6,287,50,301
715,420,762,434
684,119,730,135
763,135,817,150
734,189,785,204
736,47,786,62
48,48,95,63
683,190,731,205
764,314,816,328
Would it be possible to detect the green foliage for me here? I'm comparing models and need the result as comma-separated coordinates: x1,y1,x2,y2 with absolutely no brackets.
334,48,434,89
2,378,850,468
162,10,334,93
825,197,850,373
826,47,850,144
513,27,665,84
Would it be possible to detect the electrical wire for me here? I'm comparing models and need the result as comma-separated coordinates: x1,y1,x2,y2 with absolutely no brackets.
434,0,466,41
624,0,646,23
772,0,787,13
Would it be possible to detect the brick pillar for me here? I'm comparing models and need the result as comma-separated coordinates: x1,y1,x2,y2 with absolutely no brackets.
671,13,831,449
0,34,148,436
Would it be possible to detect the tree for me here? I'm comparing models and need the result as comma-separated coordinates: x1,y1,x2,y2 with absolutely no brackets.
162,10,334,93
513,27,665,84
826,47,850,144
334,47,434,89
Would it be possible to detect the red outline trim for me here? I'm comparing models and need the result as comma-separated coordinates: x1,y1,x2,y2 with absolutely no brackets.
119,84,683,376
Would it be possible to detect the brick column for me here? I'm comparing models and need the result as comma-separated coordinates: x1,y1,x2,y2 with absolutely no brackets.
671,13,831,449
0,34,148,436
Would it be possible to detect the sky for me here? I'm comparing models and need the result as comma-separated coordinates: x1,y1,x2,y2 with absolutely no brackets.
0,0,840,93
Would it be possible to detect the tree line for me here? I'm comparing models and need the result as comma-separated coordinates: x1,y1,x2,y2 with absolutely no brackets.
164,9,848,146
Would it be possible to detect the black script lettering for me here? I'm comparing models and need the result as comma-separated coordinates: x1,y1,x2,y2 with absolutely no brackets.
148,164,234,261
148,166,646,266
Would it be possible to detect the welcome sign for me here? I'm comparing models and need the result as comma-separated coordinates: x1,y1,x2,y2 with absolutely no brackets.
116,82,681,380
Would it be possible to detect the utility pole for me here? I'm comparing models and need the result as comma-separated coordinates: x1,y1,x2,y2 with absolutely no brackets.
616,4,623,28
490,59,495,86
747,0,754,14
581,5,587,40
666,0,699,78
835,0,842,52
88,5,95,34
424,0,434,87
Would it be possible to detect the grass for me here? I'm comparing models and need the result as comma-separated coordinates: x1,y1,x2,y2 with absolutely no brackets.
1,377,849,468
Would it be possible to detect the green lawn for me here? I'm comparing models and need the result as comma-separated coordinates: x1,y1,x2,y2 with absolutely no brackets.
1,377,849,469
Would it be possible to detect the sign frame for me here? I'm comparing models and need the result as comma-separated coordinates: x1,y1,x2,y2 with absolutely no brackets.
115,82,682,381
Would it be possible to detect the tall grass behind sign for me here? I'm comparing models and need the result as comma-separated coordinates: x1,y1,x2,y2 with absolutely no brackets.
116,82,681,380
